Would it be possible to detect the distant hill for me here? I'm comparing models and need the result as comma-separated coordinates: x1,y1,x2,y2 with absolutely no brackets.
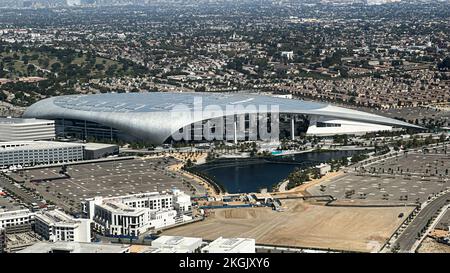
0,0,447,9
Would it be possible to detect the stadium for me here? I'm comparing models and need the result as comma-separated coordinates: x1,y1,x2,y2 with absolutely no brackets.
23,92,421,144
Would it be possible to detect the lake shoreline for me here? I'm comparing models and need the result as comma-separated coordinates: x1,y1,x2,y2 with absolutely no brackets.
192,150,365,194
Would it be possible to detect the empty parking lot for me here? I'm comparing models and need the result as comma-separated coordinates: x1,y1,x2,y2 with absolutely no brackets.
309,149,449,204
7,157,206,212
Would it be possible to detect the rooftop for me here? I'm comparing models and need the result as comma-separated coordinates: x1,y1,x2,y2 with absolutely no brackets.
83,142,118,150
23,92,423,145
34,209,80,226
202,237,255,252
100,201,148,216
151,235,203,248
0,117,54,125
0,208,32,220
0,141,84,151
18,241,130,253
49,92,327,113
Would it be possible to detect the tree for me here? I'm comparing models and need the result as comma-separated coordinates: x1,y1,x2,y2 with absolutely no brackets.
391,243,400,253
0,91,6,101
27,64,35,75
51,62,62,73
21,55,29,65
437,57,450,71
185,158,193,168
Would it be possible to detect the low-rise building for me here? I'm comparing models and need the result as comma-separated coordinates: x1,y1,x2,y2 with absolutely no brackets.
0,141,84,169
172,189,192,216
83,143,119,160
0,118,55,141
281,51,294,60
82,190,192,237
18,241,130,253
151,235,203,253
201,237,256,253
91,201,176,237
34,209,91,243
315,163,332,176
0,208,33,229
0,208,37,253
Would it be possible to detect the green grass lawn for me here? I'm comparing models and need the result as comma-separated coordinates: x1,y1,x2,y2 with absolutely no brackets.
1,49,125,78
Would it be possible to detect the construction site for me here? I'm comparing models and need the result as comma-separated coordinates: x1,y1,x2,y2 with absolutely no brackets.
163,198,413,253
161,143,450,253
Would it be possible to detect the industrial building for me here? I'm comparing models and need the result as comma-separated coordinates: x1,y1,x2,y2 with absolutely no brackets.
34,209,91,243
0,118,55,142
82,190,192,237
0,141,84,169
23,92,422,144
201,237,256,253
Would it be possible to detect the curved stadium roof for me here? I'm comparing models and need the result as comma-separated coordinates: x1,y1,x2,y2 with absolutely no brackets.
23,92,421,144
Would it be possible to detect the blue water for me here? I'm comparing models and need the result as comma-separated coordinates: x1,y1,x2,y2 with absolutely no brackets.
194,150,361,193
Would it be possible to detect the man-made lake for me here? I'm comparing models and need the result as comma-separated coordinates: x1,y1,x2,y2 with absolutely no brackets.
192,150,362,194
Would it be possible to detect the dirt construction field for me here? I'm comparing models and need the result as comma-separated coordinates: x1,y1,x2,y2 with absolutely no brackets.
163,200,414,252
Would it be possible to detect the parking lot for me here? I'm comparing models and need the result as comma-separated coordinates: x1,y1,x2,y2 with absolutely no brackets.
309,147,450,204
7,157,206,212
0,195,17,210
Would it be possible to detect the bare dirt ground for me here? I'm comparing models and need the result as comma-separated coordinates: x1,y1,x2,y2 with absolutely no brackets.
277,170,345,196
163,199,413,252
417,237,450,253
162,151,217,196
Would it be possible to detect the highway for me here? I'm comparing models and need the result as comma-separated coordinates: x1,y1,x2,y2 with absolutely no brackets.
396,192,450,252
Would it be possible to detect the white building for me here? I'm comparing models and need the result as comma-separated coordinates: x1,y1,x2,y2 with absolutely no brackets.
0,141,84,169
0,209,33,229
172,189,192,215
281,51,294,60
0,208,35,253
83,190,192,237
201,237,256,253
315,163,332,176
151,235,203,253
18,241,130,253
307,116,392,136
0,118,55,142
91,201,176,237
34,209,91,243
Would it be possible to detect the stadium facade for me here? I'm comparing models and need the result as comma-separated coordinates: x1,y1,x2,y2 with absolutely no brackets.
23,92,421,144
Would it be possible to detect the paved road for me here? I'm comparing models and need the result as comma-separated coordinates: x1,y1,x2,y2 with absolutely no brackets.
0,175,42,206
396,192,450,252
